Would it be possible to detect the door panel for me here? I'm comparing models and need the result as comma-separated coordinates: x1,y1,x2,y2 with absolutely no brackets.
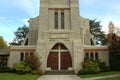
61,52,72,70
47,52,58,70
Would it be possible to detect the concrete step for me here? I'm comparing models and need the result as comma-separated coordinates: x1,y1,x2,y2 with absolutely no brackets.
45,70,75,75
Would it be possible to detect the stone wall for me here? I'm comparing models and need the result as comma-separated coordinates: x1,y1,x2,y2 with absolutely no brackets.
84,45,109,66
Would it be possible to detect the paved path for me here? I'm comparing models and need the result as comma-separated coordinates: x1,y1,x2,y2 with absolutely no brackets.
37,74,120,80
82,74,120,80
37,75,82,80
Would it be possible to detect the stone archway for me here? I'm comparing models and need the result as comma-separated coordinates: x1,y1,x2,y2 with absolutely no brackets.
47,43,72,70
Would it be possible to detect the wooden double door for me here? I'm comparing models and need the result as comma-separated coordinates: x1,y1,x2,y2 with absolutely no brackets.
47,43,72,70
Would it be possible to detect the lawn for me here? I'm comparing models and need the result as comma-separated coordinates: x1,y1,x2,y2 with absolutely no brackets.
0,73,40,80
98,76,120,80
79,71,120,78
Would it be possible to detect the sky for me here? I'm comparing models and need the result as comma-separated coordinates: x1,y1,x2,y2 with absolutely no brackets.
0,0,120,43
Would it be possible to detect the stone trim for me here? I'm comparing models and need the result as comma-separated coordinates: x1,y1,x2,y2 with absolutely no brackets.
10,49,35,52
84,49,108,52
48,8,70,10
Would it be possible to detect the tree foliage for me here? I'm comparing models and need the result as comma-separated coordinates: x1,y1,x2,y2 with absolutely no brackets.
90,19,106,45
25,54,41,70
106,33,120,71
0,36,8,49
10,25,29,45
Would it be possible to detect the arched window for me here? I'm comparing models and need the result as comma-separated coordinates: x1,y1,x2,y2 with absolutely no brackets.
55,13,58,29
25,38,28,45
91,38,94,45
61,13,64,29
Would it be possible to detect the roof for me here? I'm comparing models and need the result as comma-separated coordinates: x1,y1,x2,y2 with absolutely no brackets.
0,49,10,55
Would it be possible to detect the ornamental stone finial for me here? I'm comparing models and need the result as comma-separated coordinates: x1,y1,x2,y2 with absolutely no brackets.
108,21,115,33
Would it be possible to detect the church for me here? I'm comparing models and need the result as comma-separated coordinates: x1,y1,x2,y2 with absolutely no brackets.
8,0,109,73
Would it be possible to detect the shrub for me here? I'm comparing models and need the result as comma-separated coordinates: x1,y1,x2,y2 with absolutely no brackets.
89,60,100,73
0,66,14,73
14,61,31,74
25,55,41,70
78,58,111,75
97,61,110,72
0,62,3,66
82,58,92,69
32,69,43,75
78,58,100,74
78,66,100,74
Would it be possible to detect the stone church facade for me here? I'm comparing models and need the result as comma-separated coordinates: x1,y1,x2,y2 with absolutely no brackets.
8,0,109,73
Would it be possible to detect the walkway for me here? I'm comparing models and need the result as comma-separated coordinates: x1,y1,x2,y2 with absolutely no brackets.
82,74,120,80
37,75,82,80
37,74,120,80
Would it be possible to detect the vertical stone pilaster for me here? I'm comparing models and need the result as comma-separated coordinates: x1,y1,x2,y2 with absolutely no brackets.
8,51,20,68
36,40,47,73
73,40,84,73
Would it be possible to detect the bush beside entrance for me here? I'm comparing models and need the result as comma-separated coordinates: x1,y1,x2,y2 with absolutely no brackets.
14,54,43,75
14,61,31,74
78,58,110,75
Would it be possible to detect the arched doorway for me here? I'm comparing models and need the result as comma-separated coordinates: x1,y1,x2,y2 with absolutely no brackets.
47,43,72,70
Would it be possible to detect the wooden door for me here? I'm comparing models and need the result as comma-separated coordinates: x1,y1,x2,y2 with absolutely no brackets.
61,52,72,70
47,43,72,70
47,52,58,70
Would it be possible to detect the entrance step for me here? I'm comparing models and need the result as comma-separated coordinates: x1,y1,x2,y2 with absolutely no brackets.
45,70,75,75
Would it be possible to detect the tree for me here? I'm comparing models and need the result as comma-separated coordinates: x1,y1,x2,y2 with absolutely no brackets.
0,36,8,49
25,54,41,70
90,19,106,45
10,25,29,45
106,33,120,71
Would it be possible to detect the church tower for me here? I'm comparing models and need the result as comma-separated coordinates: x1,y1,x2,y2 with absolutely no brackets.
35,0,90,73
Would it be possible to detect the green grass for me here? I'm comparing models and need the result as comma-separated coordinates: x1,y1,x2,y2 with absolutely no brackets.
0,73,40,80
79,71,120,78
98,76,120,80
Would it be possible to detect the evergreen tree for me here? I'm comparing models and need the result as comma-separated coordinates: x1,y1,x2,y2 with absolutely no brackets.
90,19,106,45
10,25,29,45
